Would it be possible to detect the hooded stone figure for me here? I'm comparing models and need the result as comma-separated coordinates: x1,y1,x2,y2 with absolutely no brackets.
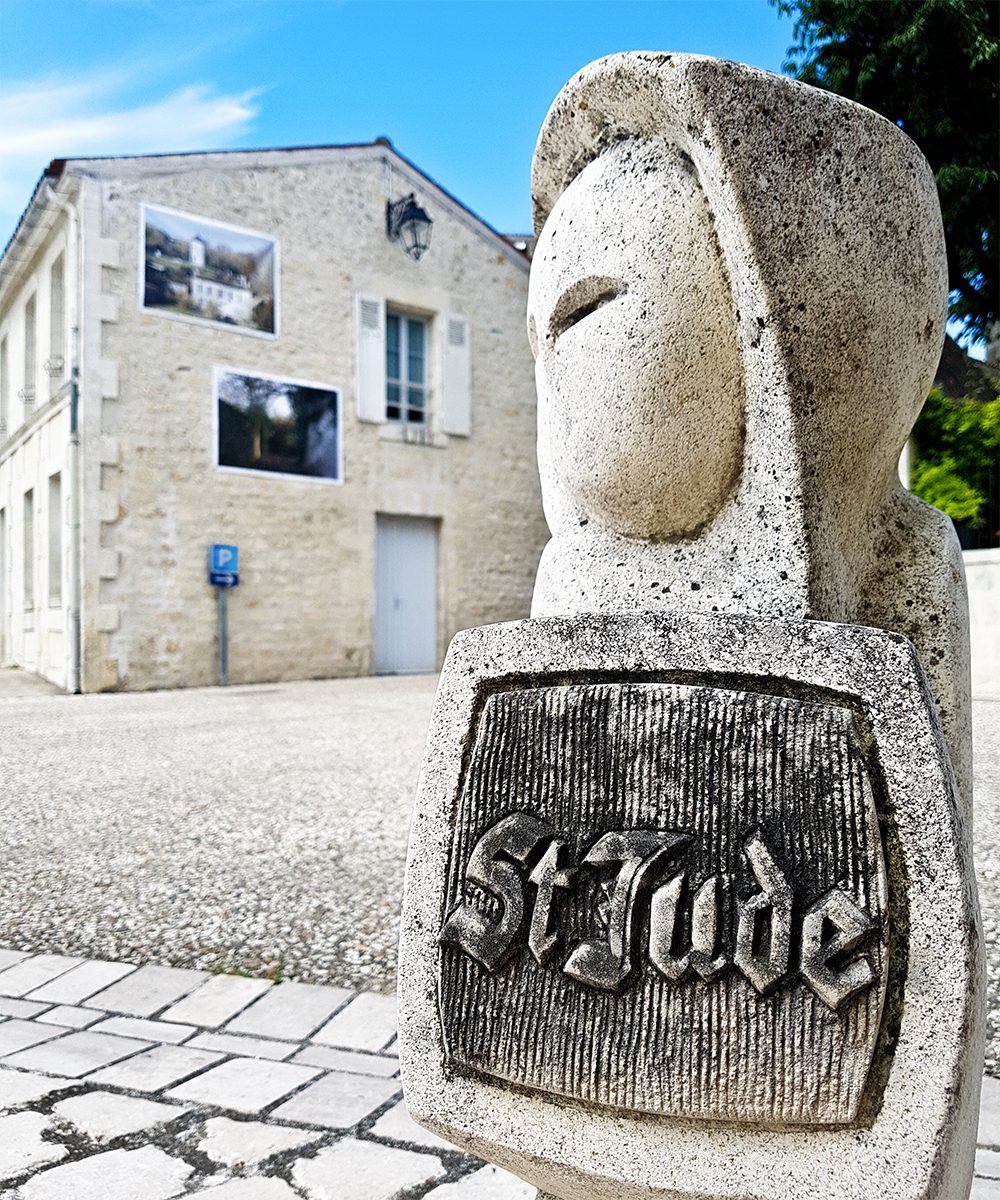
397,53,984,1200
527,51,971,823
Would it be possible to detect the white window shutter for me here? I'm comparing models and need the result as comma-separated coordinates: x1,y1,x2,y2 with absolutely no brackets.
441,313,471,436
356,293,385,423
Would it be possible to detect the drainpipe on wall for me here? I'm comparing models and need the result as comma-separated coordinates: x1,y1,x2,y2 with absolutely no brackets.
46,183,82,694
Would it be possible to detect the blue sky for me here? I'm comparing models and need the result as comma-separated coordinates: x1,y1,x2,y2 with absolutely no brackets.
0,0,796,247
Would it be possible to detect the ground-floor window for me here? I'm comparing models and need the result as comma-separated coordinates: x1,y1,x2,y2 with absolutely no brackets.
23,488,33,611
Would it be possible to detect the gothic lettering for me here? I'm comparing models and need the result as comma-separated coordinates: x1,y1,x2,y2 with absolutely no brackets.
440,816,881,1011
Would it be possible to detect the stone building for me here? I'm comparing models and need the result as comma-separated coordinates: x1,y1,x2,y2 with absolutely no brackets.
0,141,547,691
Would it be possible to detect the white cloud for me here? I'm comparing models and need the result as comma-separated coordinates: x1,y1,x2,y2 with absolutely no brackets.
0,68,263,246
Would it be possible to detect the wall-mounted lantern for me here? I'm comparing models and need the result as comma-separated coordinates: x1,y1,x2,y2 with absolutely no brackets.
386,193,433,261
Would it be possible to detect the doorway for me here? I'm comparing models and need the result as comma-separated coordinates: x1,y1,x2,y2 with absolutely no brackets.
374,514,439,674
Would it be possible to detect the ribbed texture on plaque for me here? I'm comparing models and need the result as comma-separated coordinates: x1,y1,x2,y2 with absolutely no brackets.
438,682,889,1126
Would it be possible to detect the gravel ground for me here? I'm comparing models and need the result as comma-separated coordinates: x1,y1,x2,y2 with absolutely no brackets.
0,675,996,1073
0,676,436,995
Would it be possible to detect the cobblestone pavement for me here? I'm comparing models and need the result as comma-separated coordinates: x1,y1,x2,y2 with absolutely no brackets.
0,950,532,1198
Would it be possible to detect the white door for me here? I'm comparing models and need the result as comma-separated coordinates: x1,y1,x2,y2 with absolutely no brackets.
374,515,438,674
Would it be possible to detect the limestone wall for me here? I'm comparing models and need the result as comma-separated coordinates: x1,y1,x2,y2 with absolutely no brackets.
76,146,547,690
965,548,1000,699
0,210,74,688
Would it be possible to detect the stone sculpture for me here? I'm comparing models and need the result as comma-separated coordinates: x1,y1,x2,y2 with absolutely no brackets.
398,53,985,1200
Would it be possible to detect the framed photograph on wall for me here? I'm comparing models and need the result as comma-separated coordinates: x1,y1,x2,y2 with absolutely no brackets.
141,204,279,337
214,366,342,483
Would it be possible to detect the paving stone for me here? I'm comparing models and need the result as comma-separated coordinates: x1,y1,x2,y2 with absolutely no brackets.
424,1165,535,1199
982,1075,1000,1149
0,950,29,972
270,1071,398,1129
197,1180,299,1199
0,1067,75,1111
0,1111,67,1181
0,997,51,1019
83,964,205,1016
198,1115,321,1166
291,1044,399,1076
88,1043,226,1091
53,1090,185,1140
312,993,397,1052
161,973,272,1028
166,1057,321,1114
36,1004,103,1028
225,981,353,1041
0,1018,68,1056
0,954,84,998
973,1178,1000,1199
980,1148,1000,1181
292,1138,444,1200
26,959,136,1004
189,1030,296,1060
370,1099,458,1151
4,1030,151,1077
90,1016,195,1044
18,1144,193,1200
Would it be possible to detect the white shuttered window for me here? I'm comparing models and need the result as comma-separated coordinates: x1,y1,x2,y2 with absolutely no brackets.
441,313,470,436
356,293,386,423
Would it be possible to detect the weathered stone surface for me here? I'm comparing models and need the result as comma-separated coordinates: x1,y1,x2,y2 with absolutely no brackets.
370,1099,457,1151
53,1090,183,1140
197,1180,299,1199
26,959,135,1004
18,1145,192,1200
165,1057,321,1114
198,1115,320,1166
525,52,973,836
161,973,272,1028
36,1004,102,1028
4,1029,151,1077
0,1067,74,1111
312,992,397,1051
84,964,203,1016
290,1044,398,1076
291,1139,444,1200
0,954,84,997
269,1070,398,1128
425,1166,535,1199
189,1031,296,1060
438,683,887,1125
225,981,352,1041
0,998,51,1019
398,612,984,1199
0,1018,68,1056
87,1043,225,1091
90,1015,195,1044
0,1112,66,1180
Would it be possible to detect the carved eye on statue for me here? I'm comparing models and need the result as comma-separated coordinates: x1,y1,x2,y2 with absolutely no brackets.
548,276,627,344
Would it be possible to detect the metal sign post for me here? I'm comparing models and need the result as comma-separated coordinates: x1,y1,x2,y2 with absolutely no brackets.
209,544,239,687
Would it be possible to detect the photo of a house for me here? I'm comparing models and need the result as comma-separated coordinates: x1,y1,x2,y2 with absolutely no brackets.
142,204,278,335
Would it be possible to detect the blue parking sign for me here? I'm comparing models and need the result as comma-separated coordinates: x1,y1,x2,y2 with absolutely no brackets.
209,544,239,587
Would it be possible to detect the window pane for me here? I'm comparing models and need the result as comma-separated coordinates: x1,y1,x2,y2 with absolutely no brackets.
386,314,400,380
408,386,424,411
407,318,425,383
386,382,401,420
407,408,425,424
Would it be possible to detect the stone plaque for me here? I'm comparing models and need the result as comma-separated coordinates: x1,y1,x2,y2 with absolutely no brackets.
438,681,888,1125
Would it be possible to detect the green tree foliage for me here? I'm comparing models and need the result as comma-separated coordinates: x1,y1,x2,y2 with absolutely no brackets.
911,386,1000,525
771,0,998,342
